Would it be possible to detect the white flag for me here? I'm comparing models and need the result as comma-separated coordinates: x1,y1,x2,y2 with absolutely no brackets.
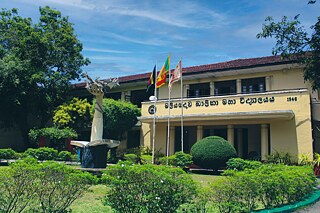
169,60,182,90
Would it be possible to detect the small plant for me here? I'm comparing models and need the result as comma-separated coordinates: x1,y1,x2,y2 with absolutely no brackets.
191,136,237,170
266,150,293,165
298,153,313,166
314,153,320,175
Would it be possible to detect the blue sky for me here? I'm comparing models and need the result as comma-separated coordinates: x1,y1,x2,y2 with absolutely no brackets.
1,0,320,79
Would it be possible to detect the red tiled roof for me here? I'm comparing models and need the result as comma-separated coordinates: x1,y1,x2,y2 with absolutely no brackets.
74,55,294,88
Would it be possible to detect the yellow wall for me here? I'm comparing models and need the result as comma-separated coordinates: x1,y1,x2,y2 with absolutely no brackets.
141,88,313,158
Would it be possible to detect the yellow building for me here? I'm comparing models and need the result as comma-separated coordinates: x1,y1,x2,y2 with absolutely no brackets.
69,55,320,160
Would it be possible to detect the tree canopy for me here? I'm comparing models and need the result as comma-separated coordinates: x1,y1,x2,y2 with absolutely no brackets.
257,0,320,90
0,7,89,146
98,98,141,140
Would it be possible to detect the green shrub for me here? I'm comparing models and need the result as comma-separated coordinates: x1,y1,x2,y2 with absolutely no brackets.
159,151,193,168
0,158,95,213
123,153,138,163
28,127,77,151
0,157,38,213
191,136,237,170
141,154,152,164
0,148,17,159
57,151,72,161
101,163,198,212
210,164,316,212
226,158,262,171
33,161,96,212
23,147,58,161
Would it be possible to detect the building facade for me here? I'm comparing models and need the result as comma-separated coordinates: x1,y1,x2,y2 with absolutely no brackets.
3,55,319,160
74,55,320,160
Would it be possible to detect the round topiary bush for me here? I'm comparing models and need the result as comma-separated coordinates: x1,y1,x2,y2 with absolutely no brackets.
190,136,237,170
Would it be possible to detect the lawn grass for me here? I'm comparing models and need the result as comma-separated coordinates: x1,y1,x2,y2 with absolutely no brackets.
70,185,112,213
190,172,225,187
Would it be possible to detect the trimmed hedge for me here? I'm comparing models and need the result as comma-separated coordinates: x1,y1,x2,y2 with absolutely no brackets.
101,162,198,212
226,158,262,171
23,147,58,161
0,149,17,160
191,136,237,170
159,151,193,168
210,164,317,212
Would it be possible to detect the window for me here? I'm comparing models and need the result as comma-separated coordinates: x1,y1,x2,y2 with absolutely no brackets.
241,77,265,94
130,89,149,108
187,83,210,98
214,80,236,96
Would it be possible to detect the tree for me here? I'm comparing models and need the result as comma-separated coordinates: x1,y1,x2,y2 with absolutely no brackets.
257,0,320,90
97,98,141,140
0,7,90,147
53,98,91,136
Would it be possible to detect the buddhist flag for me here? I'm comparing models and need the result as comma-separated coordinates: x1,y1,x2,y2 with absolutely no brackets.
156,55,170,88
146,65,157,93
169,60,182,90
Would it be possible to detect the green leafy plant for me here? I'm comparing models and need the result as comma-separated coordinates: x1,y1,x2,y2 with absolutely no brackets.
314,152,320,175
266,151,293,165
298,153,313,166
101,163,198,212
191,136,237,170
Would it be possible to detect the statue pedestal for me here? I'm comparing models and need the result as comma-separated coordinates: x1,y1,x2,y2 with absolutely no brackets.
71,139,120,168
82,145,108,168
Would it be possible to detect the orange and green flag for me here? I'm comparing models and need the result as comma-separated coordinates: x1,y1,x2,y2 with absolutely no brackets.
156,55,170,88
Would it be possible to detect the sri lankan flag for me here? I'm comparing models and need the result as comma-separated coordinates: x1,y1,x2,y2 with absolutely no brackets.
156,55,170,88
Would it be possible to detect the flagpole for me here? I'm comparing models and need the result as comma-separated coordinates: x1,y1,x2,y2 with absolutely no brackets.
180,59,184,152
152,64,157,164
166,66,171,164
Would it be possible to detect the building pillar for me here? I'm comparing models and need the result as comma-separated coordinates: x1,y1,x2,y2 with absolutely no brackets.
197,126,203,141
227,125,234,146
121,91,131,101
266,76,271,91
261,124,269,161
237,128,243,158
236,79,242,94
210,81,215,96
184,84,189,97
169,126,175,155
